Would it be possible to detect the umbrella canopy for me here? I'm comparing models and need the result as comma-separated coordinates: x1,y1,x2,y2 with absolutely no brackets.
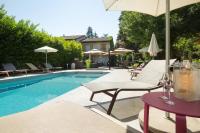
139,47,162,53
84,49,105,55
103,0,200,74
103,51,118,55
84,49,105,60
148,33,160,56
103,0,199,16
34,46,58,53
113,48,133,54
34,46,58,69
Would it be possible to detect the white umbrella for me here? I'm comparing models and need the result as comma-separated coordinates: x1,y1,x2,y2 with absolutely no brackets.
114,48,133,62
139,47,162,53
148,33,160,57
103,51,118,55
34,46,58,68
113,48,133,54
103,0,200,74
84,49,105,60
84,49,105,54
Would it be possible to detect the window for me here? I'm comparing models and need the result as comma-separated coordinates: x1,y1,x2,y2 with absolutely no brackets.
101,44,107,51
85,44,90,51
93,44,101,50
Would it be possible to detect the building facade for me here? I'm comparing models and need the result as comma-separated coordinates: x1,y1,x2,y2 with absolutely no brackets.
63,35,113,65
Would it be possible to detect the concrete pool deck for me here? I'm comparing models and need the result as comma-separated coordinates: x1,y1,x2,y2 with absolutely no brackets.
0,69,161,132
1,69,200,133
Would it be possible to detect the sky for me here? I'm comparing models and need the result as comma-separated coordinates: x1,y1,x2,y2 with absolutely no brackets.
0,0,120,42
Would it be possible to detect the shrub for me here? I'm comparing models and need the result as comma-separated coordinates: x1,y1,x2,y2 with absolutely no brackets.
173,36,200,61
0,5,82,67
85,59,91,68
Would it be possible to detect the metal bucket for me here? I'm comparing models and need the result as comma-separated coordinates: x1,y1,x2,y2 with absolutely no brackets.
173,68,200,101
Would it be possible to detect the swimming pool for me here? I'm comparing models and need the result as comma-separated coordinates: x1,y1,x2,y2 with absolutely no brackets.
0,72,106,116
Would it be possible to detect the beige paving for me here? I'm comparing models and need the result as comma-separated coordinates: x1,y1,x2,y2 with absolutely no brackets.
0,69,162,133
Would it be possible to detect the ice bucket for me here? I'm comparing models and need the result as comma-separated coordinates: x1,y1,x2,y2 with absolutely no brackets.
173,65,200,101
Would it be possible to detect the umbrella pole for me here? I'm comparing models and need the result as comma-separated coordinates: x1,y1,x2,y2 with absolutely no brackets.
165,0,170,75
46,52,48,70
89,54,91,61
109,49,111,70
132,53,134,63
165,0,170,119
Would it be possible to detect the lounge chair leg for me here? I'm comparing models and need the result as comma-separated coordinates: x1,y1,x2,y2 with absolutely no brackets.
130,75,133,80
107,91,119,115
6,72,9,77
90,92,95,101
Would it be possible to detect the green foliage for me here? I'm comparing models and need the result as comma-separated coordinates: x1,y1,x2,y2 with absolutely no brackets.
0,5,82,67
86,26,99,38
85,59,91,68
118,3,200,59
86,26,94,38
108,36,114,50
174,36,200,61
192,59,200,63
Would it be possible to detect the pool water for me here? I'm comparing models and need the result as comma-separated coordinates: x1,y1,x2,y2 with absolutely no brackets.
0,72,106,116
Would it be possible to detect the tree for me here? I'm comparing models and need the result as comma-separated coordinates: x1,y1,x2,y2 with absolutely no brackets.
173,35,200,61
103,34,108,37
118,3,200,59
94,32,98,38
86,26,94,38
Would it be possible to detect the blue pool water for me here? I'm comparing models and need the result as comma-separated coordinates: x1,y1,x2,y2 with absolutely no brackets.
0,72,106,116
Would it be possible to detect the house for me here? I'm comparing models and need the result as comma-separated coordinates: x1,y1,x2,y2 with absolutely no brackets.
62,35,86,42
63,35,113,65
81,37,111,52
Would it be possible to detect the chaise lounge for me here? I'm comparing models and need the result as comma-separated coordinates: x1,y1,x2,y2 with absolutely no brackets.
44,63,63,71
25,63,44,72
83,59,176,115
2,63,28,75
0,70,11,77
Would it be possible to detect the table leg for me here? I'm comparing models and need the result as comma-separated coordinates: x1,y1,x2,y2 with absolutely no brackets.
144,103,149,133
176,114,186,133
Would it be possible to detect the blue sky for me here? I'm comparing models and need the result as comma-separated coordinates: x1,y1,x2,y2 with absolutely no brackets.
1,0,120,42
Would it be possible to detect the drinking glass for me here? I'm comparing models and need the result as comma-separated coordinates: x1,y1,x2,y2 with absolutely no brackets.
160,74,169,100
165,80,175,105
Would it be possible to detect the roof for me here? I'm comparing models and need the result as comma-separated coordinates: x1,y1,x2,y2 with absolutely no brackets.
82,37,111,43
63,35,86,41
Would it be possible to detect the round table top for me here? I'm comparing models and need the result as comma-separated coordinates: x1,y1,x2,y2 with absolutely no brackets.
142,92,200,117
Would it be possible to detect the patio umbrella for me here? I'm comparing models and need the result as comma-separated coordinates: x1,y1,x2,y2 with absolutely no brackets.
148,33,160,57
139,47,162,53
103,0,200,74
113,47,133,54
34,46,58,68
113,48,134,63
84,49,105,60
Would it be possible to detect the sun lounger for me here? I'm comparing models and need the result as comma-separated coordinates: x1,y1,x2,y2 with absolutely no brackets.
83,59,176,115
2,63,28,75
25,63,43,72
129,62,148,79
0,101,132,133
44,63,63,70
0,71,11,77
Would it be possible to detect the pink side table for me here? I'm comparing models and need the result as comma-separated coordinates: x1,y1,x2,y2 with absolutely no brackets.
142,92,200,133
